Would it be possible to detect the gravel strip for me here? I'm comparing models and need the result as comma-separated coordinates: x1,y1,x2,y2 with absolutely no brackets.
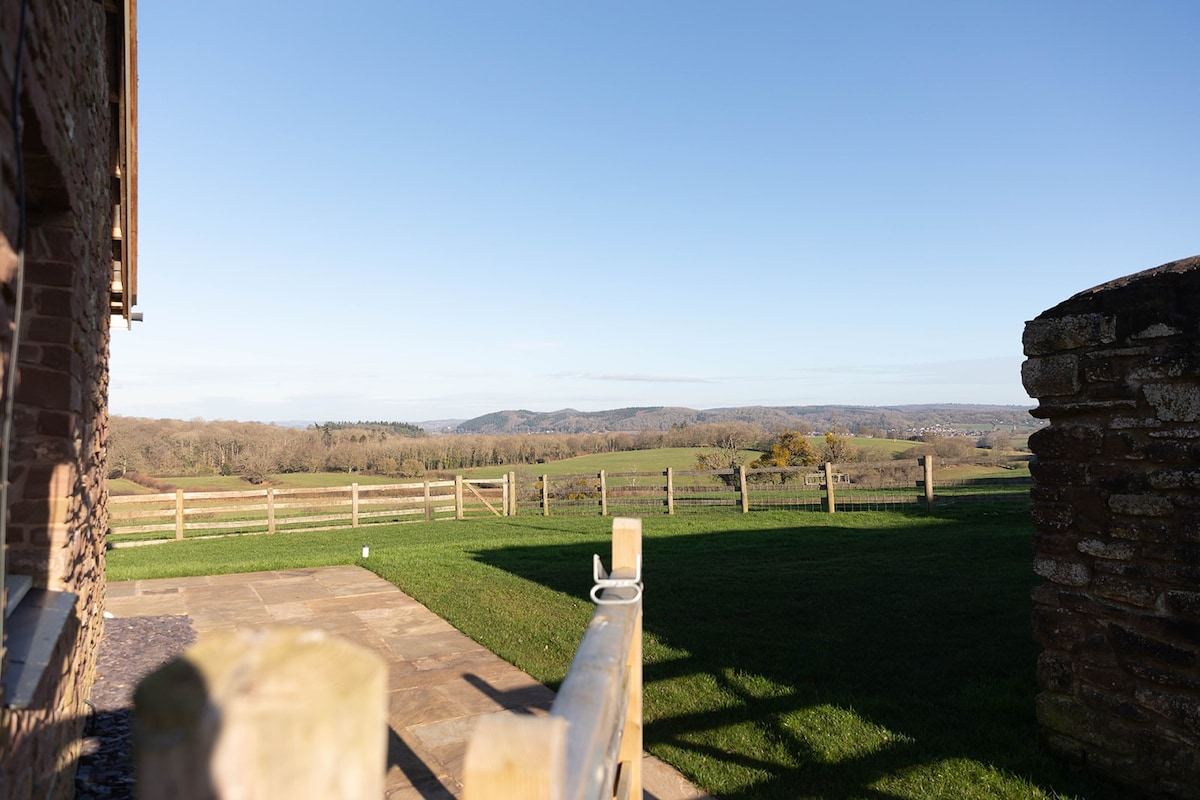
75,615,197,800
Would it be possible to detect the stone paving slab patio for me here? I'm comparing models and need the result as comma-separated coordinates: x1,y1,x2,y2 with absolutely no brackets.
104,565,711,799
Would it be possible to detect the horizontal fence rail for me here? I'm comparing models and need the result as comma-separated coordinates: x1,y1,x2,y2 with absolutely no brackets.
108,458,1031,546
108,476,509,546
464,517,643,800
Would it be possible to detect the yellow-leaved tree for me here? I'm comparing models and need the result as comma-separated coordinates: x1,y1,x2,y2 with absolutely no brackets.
750,429,819,483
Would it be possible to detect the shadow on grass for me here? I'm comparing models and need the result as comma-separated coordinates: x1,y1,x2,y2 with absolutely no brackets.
471,509,1122,800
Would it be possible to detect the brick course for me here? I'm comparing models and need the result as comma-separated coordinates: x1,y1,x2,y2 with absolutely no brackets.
1024,256,1200,798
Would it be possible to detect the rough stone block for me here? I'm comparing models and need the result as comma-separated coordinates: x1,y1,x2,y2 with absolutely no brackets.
1090,462,1147,493
1033,528,1078,557
1035,557,1091,587
1032,503,1075,532
1023,314,1118,356
1029,459,1090,487
1132,322,1185,340
1130,354,1196,379
1082,364,1119,387
1032,606,1090,650
1148,469,1200,490
1144,439,1192,463
1151,427,1200,441
1033,398,1139,417
1110,416,1162,430
1029,425,1104,459
1078,539,1137,560
1143,384,1200,422
1092,574,1158,608
1108,623,1196,667
1022,354,1081,397
1109,494,1174,517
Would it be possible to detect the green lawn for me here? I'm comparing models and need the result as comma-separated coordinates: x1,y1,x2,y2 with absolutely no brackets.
107,510,1118,799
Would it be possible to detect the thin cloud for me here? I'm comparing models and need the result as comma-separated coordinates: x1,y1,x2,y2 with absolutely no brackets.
569,373,720,384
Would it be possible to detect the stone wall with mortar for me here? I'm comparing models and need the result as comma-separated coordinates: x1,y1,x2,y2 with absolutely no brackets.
1,2,116,798
1023,256,1200,799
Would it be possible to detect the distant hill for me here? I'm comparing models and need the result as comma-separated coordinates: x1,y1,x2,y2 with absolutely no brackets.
451,404,1038,436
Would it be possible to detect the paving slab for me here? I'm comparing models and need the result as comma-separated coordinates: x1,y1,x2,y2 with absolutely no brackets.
105,565,713,799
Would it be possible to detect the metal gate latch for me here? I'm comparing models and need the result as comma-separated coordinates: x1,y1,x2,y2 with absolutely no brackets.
591,554,643,605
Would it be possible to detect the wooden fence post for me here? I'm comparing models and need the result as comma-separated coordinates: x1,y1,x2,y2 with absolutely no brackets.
612,517,643,798
542,474,550,517
351,482,359,527
267,488,275,534
666,467,674,515
424,481,432,521
923,455,935,511
599,470,608,516
509,471,517,516
455,474,464,520
175,489,185,540
464,714,567,800
134,628,386,800
824,462,836,513
739,465,749,514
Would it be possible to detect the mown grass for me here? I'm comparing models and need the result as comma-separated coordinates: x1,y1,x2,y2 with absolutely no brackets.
107,510,1118,800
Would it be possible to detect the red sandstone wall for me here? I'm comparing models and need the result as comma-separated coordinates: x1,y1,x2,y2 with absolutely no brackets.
1,2,115,798
1023,256,1200,799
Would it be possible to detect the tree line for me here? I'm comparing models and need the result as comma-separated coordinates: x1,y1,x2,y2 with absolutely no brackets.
108,417,775,483
108,417,1015,485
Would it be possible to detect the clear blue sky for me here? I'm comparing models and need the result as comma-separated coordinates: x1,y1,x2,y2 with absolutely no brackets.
110,1,1200,424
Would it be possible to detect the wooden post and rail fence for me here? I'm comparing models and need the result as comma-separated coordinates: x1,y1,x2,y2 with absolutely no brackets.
464,517,644,800
107,476,510,546
129,517,644,800
107,457,1032,546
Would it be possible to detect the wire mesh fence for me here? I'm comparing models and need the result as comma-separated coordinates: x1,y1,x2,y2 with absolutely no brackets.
511,458,1031,517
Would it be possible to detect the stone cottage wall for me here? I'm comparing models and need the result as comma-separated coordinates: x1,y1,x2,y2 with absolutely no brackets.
1,2,115,798
1023,256,1200,799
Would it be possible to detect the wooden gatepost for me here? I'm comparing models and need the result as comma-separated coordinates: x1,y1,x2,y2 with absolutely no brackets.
133,628,387,799
464,517,644,800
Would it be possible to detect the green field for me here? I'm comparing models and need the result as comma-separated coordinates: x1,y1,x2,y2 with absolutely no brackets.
109,472,407,495
115,440,1022,494
461,447,765,479
462,440,928,479
108,510,1116,800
